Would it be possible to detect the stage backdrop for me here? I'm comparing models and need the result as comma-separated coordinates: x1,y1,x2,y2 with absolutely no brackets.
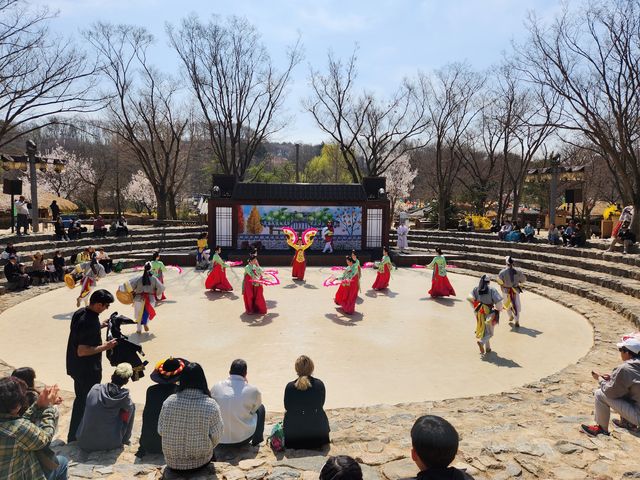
238,205,362,250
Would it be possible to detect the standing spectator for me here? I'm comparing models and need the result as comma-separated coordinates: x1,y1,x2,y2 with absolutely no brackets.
536,218,542,235
49,201,60,221
410,415,474,480
320,456,363,480
96,248,113,274
76,363,136,452
523,222,535,242
581,338,640,436
4,255,30,290
397,221,410,253
65,289,117,443
93,216,108,237
548,224,561,245
283,355,330,449
211,359,265,447
14,196,29,235
54,218,69,241
10,367,38,414
136,357,190,458
0,378,68,480
158,363,223,475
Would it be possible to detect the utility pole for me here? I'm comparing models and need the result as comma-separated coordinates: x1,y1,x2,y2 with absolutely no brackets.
295,143,300,183
26,140,39,233
549,154,560,226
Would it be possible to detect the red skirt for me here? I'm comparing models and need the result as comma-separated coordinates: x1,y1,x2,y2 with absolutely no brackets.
334,277,359,314
205,264,233,291
372,265,391,290
428,265,456,297
292,256,306,280
243,274,267,314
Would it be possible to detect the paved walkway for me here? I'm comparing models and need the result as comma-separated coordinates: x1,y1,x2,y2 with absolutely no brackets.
0,267,592,409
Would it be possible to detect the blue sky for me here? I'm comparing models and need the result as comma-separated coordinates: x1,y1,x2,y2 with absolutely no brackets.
34,0,563,143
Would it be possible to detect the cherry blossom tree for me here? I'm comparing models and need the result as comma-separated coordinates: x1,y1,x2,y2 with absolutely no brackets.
36,145,84,199
123,170,157,215
386,153,417,220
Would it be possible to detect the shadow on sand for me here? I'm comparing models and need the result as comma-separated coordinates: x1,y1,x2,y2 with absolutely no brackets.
205,290,239,301
481,351,522,368
365,289,398,298
52,311,75,320
240,312,279,327
325,311,363,326
510,324,543,337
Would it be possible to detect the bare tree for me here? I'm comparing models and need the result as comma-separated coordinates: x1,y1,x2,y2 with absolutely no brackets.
517,0,640,235
307,50,430,182
423,63,483,229
85,23,191,220
168,15,301,181
0,0,98,148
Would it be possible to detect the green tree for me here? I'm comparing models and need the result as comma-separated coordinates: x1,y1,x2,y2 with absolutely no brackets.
303,144,352,183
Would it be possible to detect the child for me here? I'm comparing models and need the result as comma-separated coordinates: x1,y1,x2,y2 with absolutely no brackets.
410,415,474,480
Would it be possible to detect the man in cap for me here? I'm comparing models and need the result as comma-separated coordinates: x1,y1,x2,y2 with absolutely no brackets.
3,254,30,290
581,337,640,436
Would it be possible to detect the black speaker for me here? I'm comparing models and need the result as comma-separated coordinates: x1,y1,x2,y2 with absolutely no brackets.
362,177,386,199
3,179,21,195
212,174,236,198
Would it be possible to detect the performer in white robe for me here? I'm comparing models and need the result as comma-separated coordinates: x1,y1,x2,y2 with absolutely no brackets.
120,262,165,334
396,221,409,253
467,275,503,354
76,255,107,307
497,256,526,328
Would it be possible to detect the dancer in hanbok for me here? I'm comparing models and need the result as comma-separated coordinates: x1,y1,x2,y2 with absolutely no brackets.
283,228,317,281
243,256,267,315
497,256,526,328
372,246,392,290
205,246,233,291
397,221,409,253
150,251,167,301
120,262,165,334
467,275,503,354
334,256,359,315
427,247,456,297
75,254,107,307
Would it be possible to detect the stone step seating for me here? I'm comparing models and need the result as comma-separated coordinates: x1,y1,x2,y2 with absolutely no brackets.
389,230,640,329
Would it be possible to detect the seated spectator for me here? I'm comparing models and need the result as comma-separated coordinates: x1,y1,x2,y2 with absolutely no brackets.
283,355,330,449
93,216,108,237
4,255,30,290
489,219,499,233
96,248,113,274
52,251,68,282
411,415,475,480
76,363,135,452
523,222,535,242
158,363,223,475
1,242,18,262
505,226,522,242
28,252,52,285
562,220,575,246
548,223,561,245
211,359,265,447
136,357,189,458
0,377,68,480
467,219,474,232
320,456,363,480
75,247,91,265
498,221,512,240
54,217,69,241
457,219,467,232
569,223,586,247
111,217,128,237
10,367,38,415
581,337,640,436
609,220,637,254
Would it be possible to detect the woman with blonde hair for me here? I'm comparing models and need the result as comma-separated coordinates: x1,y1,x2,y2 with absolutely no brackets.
282,355,330,449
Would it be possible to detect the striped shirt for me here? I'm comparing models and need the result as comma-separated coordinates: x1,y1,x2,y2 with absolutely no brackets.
158,389,223,470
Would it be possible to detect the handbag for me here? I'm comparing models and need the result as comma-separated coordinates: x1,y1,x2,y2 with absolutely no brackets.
36,445,59,474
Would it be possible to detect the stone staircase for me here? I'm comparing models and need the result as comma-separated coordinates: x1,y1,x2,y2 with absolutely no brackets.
0,225,207,292
390,229,640,329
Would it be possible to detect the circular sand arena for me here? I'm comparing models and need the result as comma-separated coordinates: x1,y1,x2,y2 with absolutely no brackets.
0,266,592,410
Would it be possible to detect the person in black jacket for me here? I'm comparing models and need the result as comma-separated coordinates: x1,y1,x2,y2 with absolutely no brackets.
136,357,189,458
410,415,474,480
283,355,329,449
3,255,30,290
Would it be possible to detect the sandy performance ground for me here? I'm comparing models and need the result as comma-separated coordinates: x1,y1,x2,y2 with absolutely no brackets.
0,266,592,411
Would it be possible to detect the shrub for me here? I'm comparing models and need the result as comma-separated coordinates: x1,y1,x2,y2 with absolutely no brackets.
465,214,492,230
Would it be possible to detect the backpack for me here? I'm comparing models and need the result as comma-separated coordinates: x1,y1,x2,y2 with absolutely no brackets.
113,261,124,273
267,422,285,452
